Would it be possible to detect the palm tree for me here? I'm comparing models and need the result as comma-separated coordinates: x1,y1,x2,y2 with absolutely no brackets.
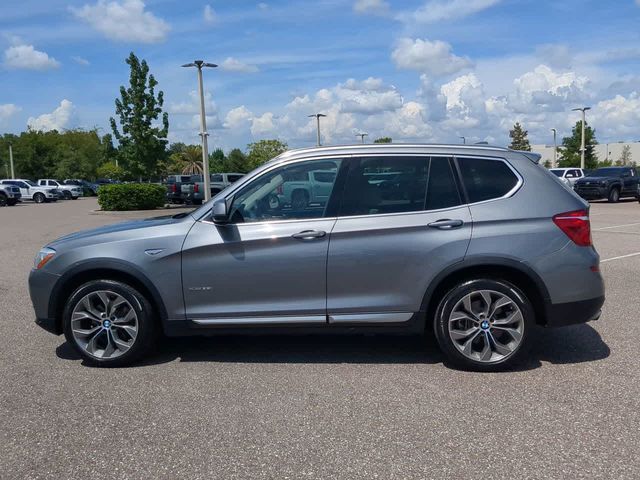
179,146,204,175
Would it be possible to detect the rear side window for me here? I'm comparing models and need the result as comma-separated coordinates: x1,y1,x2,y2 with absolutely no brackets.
457,158,519,203
426,157,461,210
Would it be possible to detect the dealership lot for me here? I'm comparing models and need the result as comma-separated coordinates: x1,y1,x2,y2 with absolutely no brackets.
1,198,639,479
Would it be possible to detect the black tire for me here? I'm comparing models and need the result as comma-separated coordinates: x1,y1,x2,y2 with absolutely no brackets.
7,198,18,206
433,278,534,372
193,199,203,206
291,190,309,210
0,193,7,207
63,191,72,200
33,192,45,204
608,187,620,203
71,196,78,200
63,280,159,367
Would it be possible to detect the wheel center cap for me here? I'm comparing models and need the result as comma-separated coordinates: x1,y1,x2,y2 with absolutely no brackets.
480,320,490,330
103,320,112,329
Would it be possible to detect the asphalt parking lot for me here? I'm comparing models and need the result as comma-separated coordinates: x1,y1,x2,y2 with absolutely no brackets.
1,197,639,479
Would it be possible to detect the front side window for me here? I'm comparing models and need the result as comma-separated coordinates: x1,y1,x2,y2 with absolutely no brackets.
458,157,519,203
228,159,343,223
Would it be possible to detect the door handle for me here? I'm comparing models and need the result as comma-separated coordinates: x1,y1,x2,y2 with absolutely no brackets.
291,230,326,240
427,219,464,230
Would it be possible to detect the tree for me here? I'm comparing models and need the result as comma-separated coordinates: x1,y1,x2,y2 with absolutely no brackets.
226,148,250,173
176,145,203,175
617,145,632,166
508,122,531,151
557,121,598,169
374,137,392,144
543,159,552,168
209,148,227,173
97,162,125,181
246,139,288,171
110,52,169,180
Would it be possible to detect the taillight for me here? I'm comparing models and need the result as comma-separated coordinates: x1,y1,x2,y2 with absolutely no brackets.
171,184,177,193
194,183,199,193
553,209,591,246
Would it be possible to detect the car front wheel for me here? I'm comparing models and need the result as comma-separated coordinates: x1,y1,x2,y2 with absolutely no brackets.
63,280,158,367
33,192,45,203
433,279,534,371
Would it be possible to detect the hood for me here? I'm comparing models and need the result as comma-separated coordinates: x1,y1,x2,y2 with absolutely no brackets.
47,213,194,249
577,176,613,184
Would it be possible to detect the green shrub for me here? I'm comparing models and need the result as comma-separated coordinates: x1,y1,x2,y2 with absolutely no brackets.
98,183,166,211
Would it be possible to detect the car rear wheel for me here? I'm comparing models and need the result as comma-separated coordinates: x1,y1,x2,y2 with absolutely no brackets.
433,278,534,372
0,193,7,207
608,187,620,203
63,191,72,200
63,280,158,367
33,192,45,204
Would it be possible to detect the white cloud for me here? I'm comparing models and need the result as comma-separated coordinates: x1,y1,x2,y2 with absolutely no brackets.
72,56,90,66
203,4,217,24
535,44,572,69
27,100,75,132
0,104,21,126
406,0,501,23
220,57,259,73
392,38,473,76
71,0,170,44
169,90,217,115
224,106,253,129
353,0,390,16
258,3,269,10
593,93,640,139
4,44,60,70
251,112,276,136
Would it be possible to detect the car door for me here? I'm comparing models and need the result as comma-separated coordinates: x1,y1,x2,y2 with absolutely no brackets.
621,168,636,194
181,157,346,324
326,155,472,323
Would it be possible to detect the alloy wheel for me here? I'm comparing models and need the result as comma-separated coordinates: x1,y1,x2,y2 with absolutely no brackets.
448,289,524,363
70,290,139,360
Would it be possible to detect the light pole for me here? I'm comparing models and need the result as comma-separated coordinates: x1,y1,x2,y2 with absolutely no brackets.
551,128,557,166
356,133,368,144
308,113,326,146
182,60,218,202
459,136,466,145
9,143,15,178
572,107,591,169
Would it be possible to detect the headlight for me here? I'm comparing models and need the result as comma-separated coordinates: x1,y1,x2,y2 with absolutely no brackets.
34,247,56,269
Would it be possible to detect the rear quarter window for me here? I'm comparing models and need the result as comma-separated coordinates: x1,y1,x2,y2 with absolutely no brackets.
458,157,519,203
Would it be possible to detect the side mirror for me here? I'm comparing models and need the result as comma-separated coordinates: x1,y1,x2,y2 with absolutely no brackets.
212,198,229,224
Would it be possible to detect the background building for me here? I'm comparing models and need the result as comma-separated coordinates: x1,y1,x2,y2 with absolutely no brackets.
531,142,640,168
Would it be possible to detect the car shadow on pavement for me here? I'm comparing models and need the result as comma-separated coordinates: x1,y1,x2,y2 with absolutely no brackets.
55,323,609,370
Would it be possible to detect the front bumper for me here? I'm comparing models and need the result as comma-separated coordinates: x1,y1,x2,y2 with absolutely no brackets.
545,295,605,327
574,185,607,199
28,269,62,335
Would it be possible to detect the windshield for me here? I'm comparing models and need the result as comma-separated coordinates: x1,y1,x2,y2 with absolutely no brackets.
549,169,563,177
588,168,623,177
25,180,37,186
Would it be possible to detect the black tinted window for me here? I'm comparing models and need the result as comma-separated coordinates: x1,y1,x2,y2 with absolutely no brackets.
227,175,243,183
210,174,223,182
458,158,519,203
341,157,428,216
426,157,461,210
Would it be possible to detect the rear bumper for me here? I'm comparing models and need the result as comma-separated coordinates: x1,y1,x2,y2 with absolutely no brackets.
545,295,604,327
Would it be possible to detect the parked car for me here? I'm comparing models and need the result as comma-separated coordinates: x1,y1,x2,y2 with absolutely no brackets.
164,175,194,204
573,166,640,202
38,179,83,200
64,179,98,196
0,183,22,206
0,179,59,203
549,168,585,187
29,144,604,371
182,173,244,205
274,169,337,209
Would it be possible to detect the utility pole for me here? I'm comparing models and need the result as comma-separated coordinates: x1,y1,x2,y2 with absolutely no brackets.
308,113,326,146
9,143,15,178
572,107,591,169
459,136,466,145
551,128,557,166
182,60,218,201
356,133,368,144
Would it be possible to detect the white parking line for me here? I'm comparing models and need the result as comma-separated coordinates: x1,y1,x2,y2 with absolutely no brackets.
593,222,640,231
601,251,640,263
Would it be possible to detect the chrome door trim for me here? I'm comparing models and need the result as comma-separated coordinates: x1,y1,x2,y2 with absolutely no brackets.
191,315,326,325
328,312,414,323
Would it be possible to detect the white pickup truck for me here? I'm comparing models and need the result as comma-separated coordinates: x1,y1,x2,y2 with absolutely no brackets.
37,179,83,199
276,170,337,209
0,179,60,203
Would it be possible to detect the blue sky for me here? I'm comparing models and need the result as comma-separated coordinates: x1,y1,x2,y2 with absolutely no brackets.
1,0,640,151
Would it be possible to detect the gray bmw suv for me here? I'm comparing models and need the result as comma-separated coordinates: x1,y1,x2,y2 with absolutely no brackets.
29,144,604,370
